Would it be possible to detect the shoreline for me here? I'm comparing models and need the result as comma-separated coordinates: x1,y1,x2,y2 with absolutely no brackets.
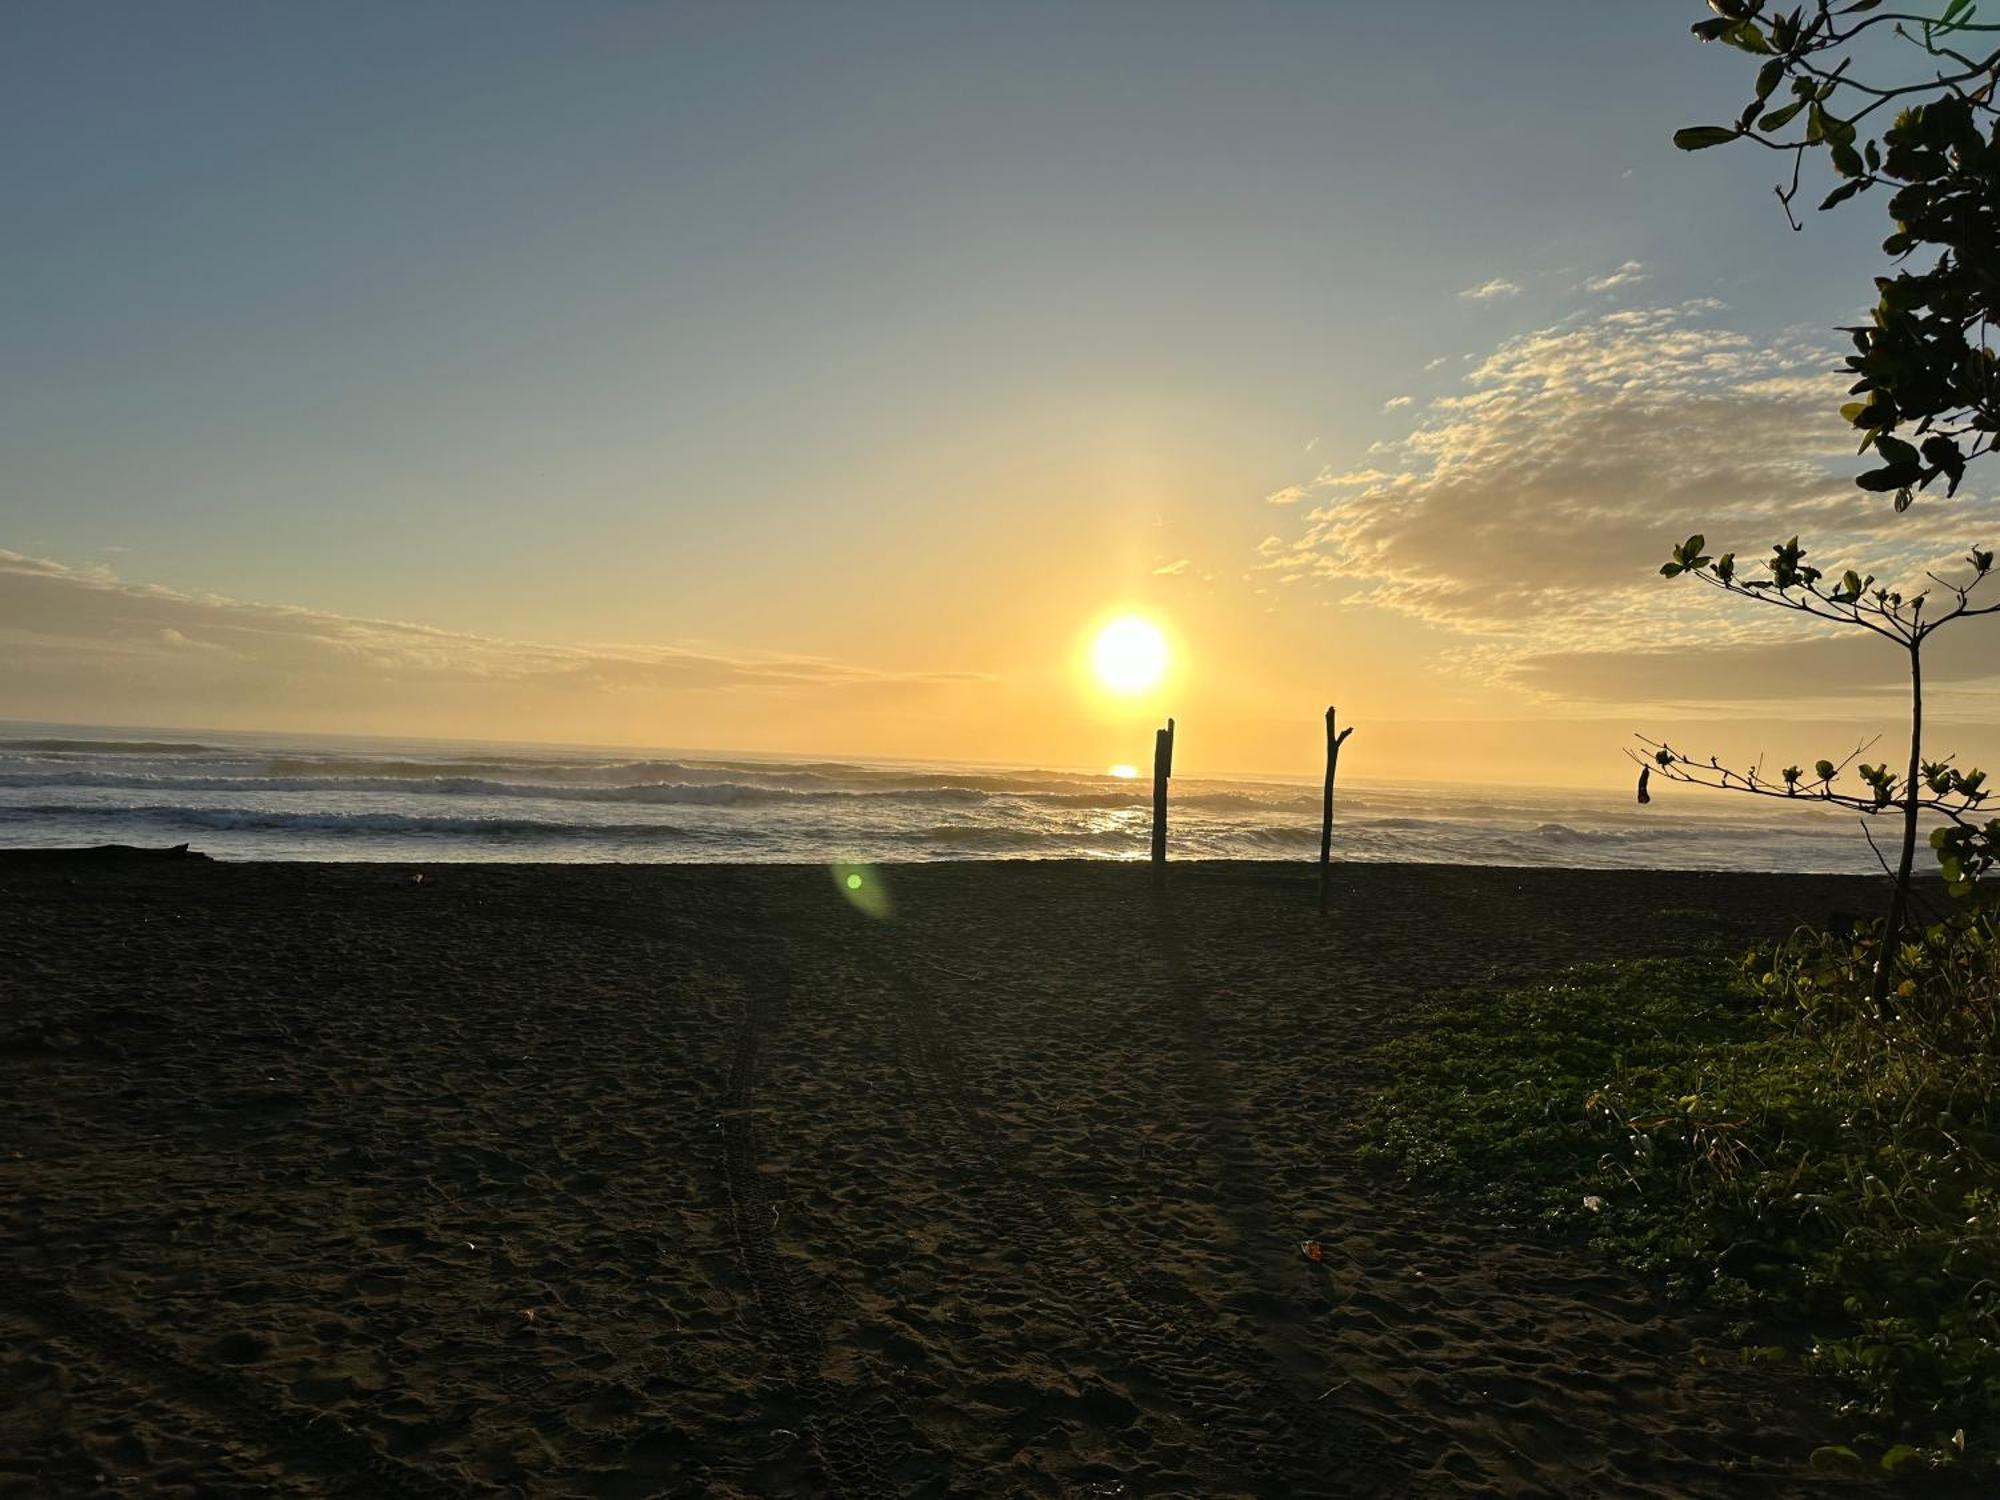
0,846,1922,880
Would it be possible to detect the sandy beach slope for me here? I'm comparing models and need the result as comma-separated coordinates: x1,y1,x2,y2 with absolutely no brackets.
1,858,1889,1497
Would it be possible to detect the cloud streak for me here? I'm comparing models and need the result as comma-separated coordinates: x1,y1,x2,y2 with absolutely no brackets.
1582,259,1647,293
0,550,977,732
1263,302,1999,708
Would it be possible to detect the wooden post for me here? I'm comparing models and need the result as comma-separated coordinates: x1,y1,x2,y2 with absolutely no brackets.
1151,717,1175,875
1318,706,1353,916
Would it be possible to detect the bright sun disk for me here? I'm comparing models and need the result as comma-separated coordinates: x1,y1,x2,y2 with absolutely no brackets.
1091,615,1168,696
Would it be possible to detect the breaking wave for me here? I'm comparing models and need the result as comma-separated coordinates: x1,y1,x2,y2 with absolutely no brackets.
0,771,1001,807
0,728,1884,871
0,802,725,843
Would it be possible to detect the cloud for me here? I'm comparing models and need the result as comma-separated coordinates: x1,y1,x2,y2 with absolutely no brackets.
1151,558,1191,575
1509,624,2000,706
1262,302,2000,706
1264,485,1312,506
1458,278,1521,301
1381,395,1413,411
0,550,978,730
1582,259,1648,293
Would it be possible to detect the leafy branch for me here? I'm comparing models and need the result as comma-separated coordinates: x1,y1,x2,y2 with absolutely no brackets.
1658,531,2000,641
1644,532,2000,1009
1675,1,2000,509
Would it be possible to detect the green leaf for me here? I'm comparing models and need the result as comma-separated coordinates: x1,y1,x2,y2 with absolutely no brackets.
1660,562,1684,578
1673,126,1740,151
1876,434,1920,469
1757,100,1805,131
1880,1444,1925,1475
1821,179,1867,210
1810,1446,1865,1475
1941,0,1974,26
1721,20,1771,54
1754,59,1783,102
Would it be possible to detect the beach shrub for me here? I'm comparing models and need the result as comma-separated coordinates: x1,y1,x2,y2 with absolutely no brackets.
1364,950,2000,1479
1640,538,1998,1017
1657,2,2000,1019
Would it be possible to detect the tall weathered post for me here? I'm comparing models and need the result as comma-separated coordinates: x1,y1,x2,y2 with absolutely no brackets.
1318,706,1353,916
1151,717,1175,877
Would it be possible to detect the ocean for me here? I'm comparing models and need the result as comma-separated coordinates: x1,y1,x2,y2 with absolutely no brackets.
0,724,1890,873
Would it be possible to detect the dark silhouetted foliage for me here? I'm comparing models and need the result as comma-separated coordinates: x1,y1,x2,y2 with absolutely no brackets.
1677,1,1998,509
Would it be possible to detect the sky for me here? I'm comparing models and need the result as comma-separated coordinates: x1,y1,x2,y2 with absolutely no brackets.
4,1,1995,783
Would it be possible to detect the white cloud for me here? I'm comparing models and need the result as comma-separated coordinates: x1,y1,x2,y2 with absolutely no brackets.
1381,395,1413,411
1262,302,2000,706
1458,278,1522,301
1264,485,1312,506
1582,259,1648,293
1151,558,1191,575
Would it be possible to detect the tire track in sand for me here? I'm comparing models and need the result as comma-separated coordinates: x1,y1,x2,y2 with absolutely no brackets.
713,916,945,1499
862,929,1395,1499
0,1281,470,1499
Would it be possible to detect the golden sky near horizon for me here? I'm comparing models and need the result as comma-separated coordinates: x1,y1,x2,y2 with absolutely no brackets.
5,7,1997,784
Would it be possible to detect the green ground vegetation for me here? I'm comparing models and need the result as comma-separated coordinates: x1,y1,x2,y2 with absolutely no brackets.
1364,909,1999,1481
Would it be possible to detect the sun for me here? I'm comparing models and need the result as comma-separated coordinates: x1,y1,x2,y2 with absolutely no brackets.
1090,615,1169,696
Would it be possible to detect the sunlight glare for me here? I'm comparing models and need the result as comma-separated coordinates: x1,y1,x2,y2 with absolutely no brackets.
1107,763,1139,779
1090,616,1169,696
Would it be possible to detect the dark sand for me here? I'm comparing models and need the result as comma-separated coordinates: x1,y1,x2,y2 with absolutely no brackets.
1,859,1890,1498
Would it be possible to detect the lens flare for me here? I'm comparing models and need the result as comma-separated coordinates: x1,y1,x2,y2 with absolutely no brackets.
831,862,892,918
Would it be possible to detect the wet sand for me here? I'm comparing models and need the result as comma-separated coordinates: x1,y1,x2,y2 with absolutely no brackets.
1,858,1887,1497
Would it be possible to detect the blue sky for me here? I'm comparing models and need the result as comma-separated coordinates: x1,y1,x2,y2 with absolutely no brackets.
3,3,1984,774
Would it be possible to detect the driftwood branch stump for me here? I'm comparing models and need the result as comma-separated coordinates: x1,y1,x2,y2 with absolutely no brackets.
1151,717,1175,880
1318,707,1354,916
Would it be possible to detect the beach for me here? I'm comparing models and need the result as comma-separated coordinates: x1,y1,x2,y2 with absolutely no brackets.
3,857,1888,1498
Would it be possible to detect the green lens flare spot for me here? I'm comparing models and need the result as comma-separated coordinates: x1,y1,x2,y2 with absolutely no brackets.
830,862,892,918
